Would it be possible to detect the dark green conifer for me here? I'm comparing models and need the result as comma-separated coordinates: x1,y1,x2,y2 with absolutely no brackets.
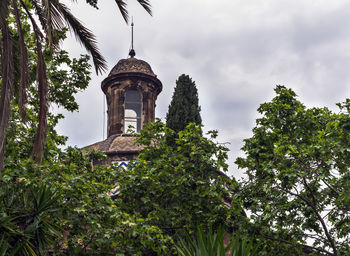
166,74,202,133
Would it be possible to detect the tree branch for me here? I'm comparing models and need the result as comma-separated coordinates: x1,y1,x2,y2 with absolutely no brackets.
321,178,340,196
262,234,333,255
278,185,337,255
19,0,44,39
302,177,338,256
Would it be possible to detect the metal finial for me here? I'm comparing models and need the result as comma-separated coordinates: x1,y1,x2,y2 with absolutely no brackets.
129,17,135,57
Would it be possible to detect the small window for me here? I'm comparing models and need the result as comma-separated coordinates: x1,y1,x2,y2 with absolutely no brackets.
125,90,141,133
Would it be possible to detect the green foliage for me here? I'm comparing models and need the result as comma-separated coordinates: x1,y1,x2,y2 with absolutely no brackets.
2,6,173,254
176,227,261,256
116,120,238,254
2,65,172,254
4,27,91,165
166,74,202,134
0,182,61,256
1,8,92,166
1,145,174,255
236,86,350,255
47,49,91,112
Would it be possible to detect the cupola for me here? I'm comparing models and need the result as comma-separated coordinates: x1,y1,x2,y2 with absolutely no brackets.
85,23,163,166
101,54,162,137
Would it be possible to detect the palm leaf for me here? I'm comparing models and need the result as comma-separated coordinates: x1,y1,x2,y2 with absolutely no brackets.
0,236,9,256
136,0,152,16
50,0,107,74
176,227,261,256
114,0,152,24
10,240,37,256
29,0,47,38
230,233,261,256
39,0,67,47
24,185,61,255
27,0,106,74
114,0,128,23
42,0,53,44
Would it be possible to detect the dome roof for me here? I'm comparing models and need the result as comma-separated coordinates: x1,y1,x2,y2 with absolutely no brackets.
109,57,155,76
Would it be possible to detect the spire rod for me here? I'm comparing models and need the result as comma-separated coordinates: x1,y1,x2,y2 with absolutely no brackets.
131,17,134,49
129,17,135,57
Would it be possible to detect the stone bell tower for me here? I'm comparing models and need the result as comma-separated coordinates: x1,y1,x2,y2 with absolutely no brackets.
102,53,162,137
85,24,162,166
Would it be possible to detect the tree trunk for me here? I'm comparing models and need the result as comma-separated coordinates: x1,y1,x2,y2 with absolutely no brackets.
0,16,14,173
13,0,28,120
31,39,48,164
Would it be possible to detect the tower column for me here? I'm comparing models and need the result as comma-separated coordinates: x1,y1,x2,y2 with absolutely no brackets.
102,59,162,137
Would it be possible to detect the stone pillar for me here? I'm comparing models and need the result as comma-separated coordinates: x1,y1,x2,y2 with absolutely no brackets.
107,88,125,136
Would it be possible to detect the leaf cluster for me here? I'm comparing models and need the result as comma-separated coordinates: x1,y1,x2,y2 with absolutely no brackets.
236,85,350,255
176,226,261,256
115,120,238,254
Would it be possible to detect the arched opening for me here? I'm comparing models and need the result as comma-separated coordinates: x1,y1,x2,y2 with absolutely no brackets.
124,90,142,133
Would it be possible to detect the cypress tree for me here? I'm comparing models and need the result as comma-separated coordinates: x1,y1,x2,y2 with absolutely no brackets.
166,74,202,133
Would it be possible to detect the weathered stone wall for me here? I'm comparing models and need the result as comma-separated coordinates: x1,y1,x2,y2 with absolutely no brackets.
102,73,162,137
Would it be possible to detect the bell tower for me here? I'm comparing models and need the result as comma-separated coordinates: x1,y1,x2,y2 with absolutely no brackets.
101,53,162,137
85,23,162,165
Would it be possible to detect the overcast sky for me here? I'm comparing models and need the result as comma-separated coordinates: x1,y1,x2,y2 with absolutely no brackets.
57,0,350,177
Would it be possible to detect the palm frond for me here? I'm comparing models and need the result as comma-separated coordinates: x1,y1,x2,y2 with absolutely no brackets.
176,227,261,256
12,0,29,120
24,185,62,254
40,0,66,47
114,0,128,23
20,0,44,39
0,236,9,256
136,0,152,16
29,0,64,48
42,0,53,44
29,0,46,38
50,0,107,74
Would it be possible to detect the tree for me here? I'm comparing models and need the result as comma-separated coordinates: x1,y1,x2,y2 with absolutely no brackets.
0,0,14,174
1,146,171,255
1,41,167,255
115,120,239,254
1,5,173,255
1,9,92,166
0,0,152,171
166,74,202,133
236,86,350,255
0,182,62,256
